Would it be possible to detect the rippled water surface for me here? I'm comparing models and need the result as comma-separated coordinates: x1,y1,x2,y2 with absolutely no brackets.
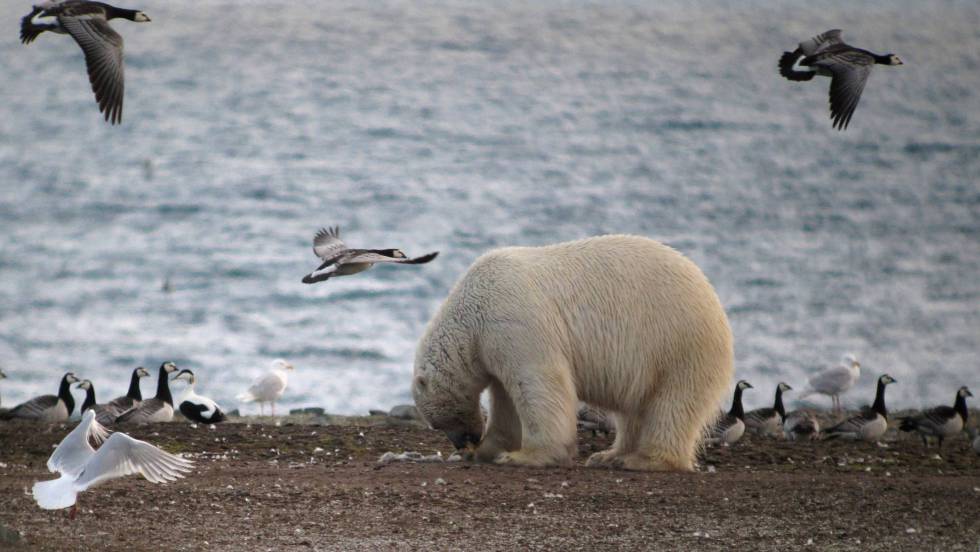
1,1,978,414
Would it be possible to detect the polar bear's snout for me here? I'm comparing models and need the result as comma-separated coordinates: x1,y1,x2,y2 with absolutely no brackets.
445,429,482,450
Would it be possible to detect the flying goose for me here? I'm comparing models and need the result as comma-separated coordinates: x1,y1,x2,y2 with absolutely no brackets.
76,379,119,425
745,382,792,437
707,380,753,445
115,362,178,423
899,386,973,449
237,359,293,415
103,366,151,420
783,410,820,441
778,29,902,130
799,354,861,413
1,372,79,421
301,226,439,284
20,1,151,124
171,369,226,424
32,409,192,518
824,374,896,442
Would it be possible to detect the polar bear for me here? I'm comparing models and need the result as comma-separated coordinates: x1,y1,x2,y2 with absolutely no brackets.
411,235,733,471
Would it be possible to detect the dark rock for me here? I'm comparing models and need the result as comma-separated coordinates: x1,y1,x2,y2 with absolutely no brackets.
388,404,421,421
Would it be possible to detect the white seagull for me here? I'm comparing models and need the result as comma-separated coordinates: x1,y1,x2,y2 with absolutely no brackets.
236,359,294,415
32,409,193,518
799,354,861,413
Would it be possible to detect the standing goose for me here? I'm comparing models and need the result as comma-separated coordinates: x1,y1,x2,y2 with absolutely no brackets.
783,410,820,441
899,386,973,449
76,379,118,425
799,354,861,413
20,0,151,125
1,372,79,421
745,382,792,437
236,359,294,415
824,374,897,442
115,362,178,423
301,226,439,284
707,380,753,445
171,369,226,424
778,29,903,130
103,366,150,418
32,409,193,518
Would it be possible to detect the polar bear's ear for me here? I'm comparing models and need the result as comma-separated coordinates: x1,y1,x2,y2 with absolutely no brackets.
414,375,428,389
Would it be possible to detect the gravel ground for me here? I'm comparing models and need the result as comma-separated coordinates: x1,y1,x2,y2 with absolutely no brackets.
0,415,978,551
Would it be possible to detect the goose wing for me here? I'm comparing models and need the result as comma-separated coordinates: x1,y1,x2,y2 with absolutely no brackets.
73,432,193,492
920,405,956,427
744,407,776,426
47,410,111,477
57,9,125,124
115,398,163,423
826,410,876,435
8,394,59,419
313,226,348,260
344,251,439,265
799,29,843,56
811,51,874,130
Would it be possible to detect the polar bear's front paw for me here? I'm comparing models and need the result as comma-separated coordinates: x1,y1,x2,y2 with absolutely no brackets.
494,449,562,467
585,449,620,468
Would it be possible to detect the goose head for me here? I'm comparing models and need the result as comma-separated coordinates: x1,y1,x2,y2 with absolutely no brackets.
879,374,897,386
777,382,793,393
736,380,753,392
64,372,80,384
161,361,178,374
133,11,151,22
959,386,974,399
75,379,94,391
272,359,294,372
886,54,903,66
390,249,407,259
171,369,196,385
136,366,151,378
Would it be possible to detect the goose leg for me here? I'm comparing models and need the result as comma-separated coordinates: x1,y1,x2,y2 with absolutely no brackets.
68,504,78,520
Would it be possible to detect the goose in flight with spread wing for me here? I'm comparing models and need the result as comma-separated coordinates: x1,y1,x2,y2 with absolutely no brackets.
32,409,193,518
20,1,151,124
301,226,438,284
779,29,902,130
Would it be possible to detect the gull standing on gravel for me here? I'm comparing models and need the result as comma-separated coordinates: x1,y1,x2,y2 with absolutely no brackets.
899,386,972,450
799,354,861,413
1,372,79,421
32,410,193,518
237,359,294,415
171,369,226,424
824,374,896,442
115,362,178,423
778,29,903,130
20,0,151,124
301,226,438,284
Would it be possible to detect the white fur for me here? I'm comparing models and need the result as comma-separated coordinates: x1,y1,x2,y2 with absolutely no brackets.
412,235,733,471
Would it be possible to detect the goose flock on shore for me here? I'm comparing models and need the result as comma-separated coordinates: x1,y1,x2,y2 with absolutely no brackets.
709,355,975,451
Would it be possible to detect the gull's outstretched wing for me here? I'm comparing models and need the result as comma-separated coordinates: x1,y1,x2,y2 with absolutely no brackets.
48,410,111,477
73,433,193,492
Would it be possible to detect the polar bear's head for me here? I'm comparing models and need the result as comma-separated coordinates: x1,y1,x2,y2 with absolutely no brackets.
412,364,485,450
